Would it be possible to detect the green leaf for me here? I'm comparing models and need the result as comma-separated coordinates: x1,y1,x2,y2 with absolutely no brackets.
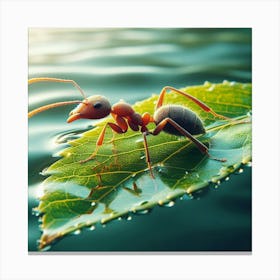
36,81,252,250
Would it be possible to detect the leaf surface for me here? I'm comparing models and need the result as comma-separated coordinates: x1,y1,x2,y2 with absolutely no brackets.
36,81,252,249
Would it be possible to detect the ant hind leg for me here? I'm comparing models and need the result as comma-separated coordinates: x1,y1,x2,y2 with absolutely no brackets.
152,117,226,163
156,86,232,121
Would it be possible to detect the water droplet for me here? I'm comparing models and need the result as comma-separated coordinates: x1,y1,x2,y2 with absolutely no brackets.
140,155,145,160
166,201,175,207
32,208,40,216
214,185,219,189
136,209,150,215
136,138,144,144
225,177,230,181
245,161,252,167
185,171,189,175
211,177,220,183
158,200,175,207
73,229,81,235
40,168,49,176
156,163,167,174
127,216,132,221
180,194,190,200
91,202,96,206
131,173,136,178
118,217,122,221
102,224,107,228
89,225,95,231
207,84,215,91
238,168,244,174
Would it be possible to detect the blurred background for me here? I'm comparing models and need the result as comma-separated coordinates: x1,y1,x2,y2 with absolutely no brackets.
28,28,252,251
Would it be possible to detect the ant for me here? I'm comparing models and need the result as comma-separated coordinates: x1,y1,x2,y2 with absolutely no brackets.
28,77,230,178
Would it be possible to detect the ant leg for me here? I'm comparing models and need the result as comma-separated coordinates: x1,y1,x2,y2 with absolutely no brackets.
142,131,155,179
28,77,87,99
152,118,226,162
107,114,128,143
156,86,231,121
80,121,127,164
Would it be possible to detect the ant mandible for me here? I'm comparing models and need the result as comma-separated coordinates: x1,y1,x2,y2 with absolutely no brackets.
28,77,230,178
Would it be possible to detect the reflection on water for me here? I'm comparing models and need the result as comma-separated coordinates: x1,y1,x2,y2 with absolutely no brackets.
28,28,251,251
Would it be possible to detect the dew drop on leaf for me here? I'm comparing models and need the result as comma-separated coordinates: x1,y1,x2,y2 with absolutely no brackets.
136,209,150,215
73,229,81,235
89,225,95,231
245,161,252,167
207,84,215,91
166,201,175,207
32,208,40,216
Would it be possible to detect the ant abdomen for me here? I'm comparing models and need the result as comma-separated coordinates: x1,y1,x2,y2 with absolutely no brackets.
153,105,205,136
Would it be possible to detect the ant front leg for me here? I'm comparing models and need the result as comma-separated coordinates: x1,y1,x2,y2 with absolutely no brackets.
156,86,231,121
80,117,128,164
151,118,226,162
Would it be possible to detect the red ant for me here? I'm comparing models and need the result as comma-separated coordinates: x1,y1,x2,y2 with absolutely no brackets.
28,77,230,178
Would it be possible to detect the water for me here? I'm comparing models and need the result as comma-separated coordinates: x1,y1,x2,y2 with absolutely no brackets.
28,28,251,251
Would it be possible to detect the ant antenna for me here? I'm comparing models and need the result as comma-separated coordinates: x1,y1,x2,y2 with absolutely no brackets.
28,77,87,99
28,77,88,118
28,100,83,118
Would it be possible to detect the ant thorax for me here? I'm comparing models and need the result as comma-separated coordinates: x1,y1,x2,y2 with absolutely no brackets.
111,101,135,117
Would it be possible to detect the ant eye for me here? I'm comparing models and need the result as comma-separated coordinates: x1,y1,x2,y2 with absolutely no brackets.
93,102,102,109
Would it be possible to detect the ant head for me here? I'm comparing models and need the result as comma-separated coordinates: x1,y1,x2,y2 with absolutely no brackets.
67,95,111,123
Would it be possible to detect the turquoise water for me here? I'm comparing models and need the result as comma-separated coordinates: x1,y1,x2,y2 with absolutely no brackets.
28,28,251,251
